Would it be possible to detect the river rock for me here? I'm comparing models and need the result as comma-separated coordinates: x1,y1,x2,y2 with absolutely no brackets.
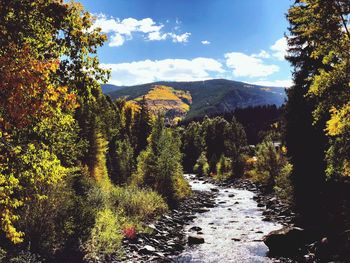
139,245,156,254
263,227,306,256
196,208,210,213
188,235,205,245
190,226,202,232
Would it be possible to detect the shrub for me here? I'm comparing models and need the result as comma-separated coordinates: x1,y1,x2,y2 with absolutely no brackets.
274,163,294,203
82,209,123,262
110,186,168,221
215,155,233,180
193,152,210,177
122,226,137,240
248,139,294,202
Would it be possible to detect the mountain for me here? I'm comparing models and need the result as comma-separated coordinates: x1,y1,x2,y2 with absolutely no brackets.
101,84,124,93
103,79,286,121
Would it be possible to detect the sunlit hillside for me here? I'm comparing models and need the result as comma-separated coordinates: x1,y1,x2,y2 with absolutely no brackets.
133,85,192,123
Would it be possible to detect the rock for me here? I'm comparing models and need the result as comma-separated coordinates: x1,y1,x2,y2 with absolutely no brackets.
218,201,226,204
139,245,156,254
232,238,241,241
228,194,235,197
210,188,219,192
257,203,265,208
184,215,197,221
196,208,210,213
263,227,306,256
188,235,205,245
203,202,215,208
189,226,202,232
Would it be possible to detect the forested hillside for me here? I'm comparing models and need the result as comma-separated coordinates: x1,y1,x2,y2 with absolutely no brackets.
104,79,286,120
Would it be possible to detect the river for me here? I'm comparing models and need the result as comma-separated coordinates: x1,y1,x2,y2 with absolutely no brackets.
173,174,285,263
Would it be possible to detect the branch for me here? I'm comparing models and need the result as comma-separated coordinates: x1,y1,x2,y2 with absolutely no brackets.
335,0,350,40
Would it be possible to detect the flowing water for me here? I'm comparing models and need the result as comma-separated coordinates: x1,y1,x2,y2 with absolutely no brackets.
174,174,283,263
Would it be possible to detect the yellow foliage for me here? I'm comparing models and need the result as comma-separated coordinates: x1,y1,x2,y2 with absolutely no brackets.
145,85,180,101
132,85,192,122
326,105,350,136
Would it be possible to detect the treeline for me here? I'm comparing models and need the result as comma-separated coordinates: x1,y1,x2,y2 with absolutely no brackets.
0,1,189,262
181,116,248,179
181,115,293,202
180,105,283,145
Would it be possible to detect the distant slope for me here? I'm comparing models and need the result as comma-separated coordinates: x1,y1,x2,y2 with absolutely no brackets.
101,84,124,93
134,85,192,123
103,79,286,120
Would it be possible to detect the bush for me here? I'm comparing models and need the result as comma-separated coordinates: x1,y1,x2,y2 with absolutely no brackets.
274,163,294,203
248,139,294,202
110,186,168,221
215,155,233,180
82,209,123,262
193,152,210,177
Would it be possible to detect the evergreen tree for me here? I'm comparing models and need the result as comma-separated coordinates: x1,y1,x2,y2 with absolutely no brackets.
285,0,328,225
134,97,152,157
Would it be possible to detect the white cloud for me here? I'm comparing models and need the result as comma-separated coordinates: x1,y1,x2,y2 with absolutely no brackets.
251,79,293,88
270,37,288,60
201,40,211,45
109,33,125,47
102,58,224,86
168,32,191,43
147,31,168,41
224,52,279,78
93,14,191,46
252,50,270,59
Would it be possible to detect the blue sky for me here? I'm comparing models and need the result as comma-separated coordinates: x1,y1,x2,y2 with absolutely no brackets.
80,0,292,87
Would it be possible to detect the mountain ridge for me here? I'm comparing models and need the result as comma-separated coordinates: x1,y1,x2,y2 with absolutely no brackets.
103,79,286,120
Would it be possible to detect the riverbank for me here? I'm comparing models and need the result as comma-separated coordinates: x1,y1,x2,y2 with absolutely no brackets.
115,174,297,262
117,186,217,262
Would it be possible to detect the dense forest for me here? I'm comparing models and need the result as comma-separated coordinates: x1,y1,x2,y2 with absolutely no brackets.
1,0,350,262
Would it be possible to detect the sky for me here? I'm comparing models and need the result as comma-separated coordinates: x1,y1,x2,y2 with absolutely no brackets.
79,0,293,87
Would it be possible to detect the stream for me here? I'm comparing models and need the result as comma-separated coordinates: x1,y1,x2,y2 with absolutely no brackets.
173,174,284,263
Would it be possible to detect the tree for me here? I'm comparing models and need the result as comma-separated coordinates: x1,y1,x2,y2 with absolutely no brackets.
224,117,247,177
304,0,350,179
132,115,190,204
285,0,329,225
181,121,203,172
0,0,108,244
134,97,152,157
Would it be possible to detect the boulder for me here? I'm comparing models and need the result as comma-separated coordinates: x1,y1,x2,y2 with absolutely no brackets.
188,235,205,245
263,227,306,256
